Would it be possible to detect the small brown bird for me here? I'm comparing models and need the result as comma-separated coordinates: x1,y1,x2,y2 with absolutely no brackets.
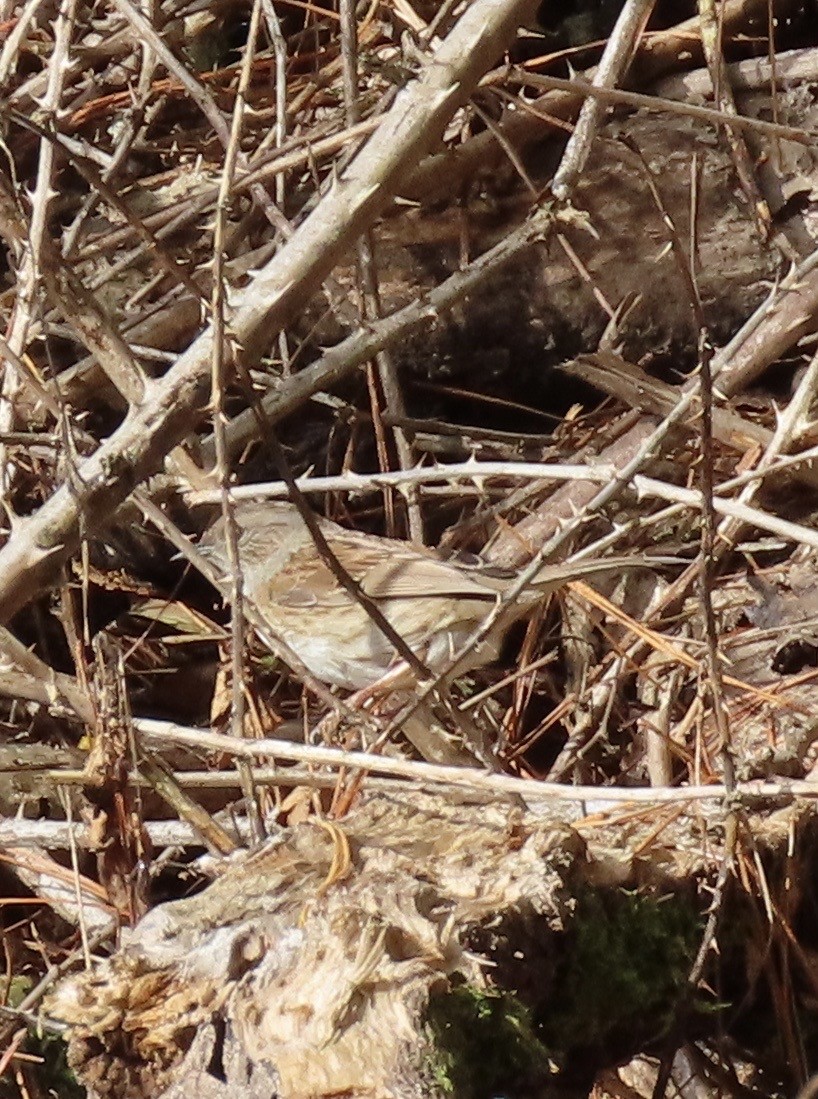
199,500,649,691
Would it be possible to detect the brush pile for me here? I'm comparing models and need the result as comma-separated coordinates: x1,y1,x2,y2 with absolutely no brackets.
1,0,818,1095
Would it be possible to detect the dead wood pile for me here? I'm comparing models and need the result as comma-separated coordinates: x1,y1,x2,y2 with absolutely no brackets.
0,0,817,1096
43,791,815,1099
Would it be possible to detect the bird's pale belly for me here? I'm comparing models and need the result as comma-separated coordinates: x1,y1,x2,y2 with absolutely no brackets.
275,597,500,690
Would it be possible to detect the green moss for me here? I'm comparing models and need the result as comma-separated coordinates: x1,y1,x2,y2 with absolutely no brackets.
16,1031,84,1099
423,890,703,1094
539,889,702,1059
424,981,552,1098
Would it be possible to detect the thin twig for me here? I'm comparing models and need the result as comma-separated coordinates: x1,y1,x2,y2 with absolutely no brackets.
133,715,818,806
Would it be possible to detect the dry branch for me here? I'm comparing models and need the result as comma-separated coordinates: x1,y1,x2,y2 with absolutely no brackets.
0,0,541,623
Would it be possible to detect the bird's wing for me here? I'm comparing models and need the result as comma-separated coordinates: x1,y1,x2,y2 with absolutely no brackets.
360,549,500,601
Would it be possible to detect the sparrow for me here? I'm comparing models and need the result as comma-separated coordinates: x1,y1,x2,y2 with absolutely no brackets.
199,500,653,692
